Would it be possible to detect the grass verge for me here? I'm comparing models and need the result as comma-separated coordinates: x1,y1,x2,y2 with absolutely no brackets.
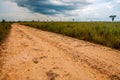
0,22,11,44
20,22,120,50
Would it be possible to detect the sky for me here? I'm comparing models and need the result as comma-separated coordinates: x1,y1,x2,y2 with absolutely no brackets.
0,0,120,21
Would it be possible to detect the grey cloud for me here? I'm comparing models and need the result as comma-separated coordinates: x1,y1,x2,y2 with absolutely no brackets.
10,0,91,15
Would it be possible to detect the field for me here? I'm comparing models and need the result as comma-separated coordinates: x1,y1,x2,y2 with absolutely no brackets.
21,22,120,50
0,22,11,43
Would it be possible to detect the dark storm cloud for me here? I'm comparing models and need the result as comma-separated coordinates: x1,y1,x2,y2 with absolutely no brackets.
10,0,91,15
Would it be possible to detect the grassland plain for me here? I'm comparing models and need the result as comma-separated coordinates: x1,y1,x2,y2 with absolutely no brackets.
0,22,11,43
20,22,120,50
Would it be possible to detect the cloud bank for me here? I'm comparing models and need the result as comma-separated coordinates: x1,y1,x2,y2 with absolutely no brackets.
10,0,91,15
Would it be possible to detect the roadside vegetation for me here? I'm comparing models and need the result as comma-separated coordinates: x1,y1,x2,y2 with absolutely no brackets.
20,22,120,50
0,22,11,43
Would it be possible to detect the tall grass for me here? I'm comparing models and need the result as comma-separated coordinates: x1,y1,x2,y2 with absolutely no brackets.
0,22,11,43
21,22,120,50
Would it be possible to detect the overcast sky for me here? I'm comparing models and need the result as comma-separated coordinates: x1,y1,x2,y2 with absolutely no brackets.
0,0,120,21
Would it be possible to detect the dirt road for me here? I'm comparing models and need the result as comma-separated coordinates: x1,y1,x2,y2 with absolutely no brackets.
0,23,120,80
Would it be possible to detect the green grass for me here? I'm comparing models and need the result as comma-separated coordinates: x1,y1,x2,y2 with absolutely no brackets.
20,22,120,50
0,22,11,43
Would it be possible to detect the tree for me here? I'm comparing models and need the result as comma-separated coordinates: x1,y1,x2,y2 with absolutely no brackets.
73,19,75,22
32,20,34,22
109,15,116,22
2,19,5,23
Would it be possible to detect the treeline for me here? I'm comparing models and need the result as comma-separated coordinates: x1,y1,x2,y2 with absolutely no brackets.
20,22,120,50
0,22,11,43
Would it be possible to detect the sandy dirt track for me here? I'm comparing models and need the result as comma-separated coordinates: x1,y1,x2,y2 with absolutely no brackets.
0,23,120,80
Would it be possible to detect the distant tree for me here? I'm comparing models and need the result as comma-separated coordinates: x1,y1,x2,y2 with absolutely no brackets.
109,15,116,22
2,19,5,23
32,20,34,22
73,19,75,22
18,20,21,22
